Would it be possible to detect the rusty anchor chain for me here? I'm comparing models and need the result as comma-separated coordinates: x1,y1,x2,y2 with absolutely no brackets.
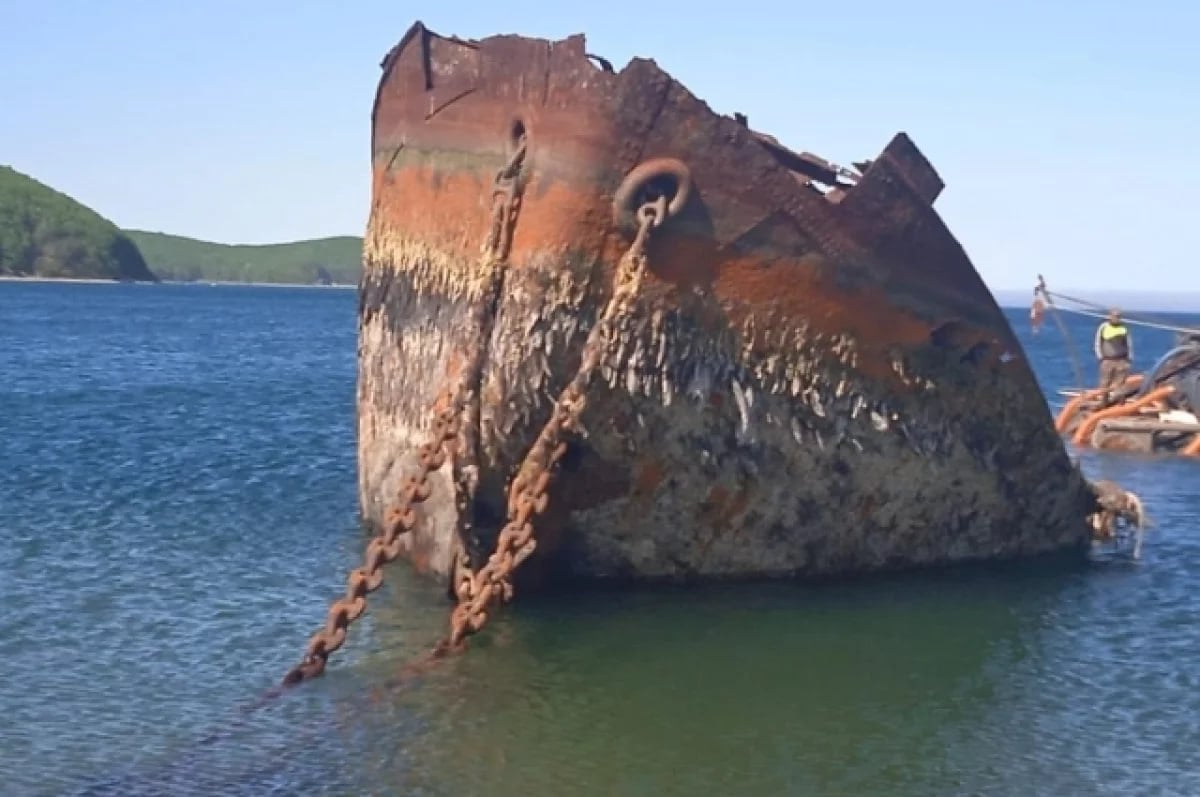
487,136,527,260
282,408,461,685
1089,479,1148,557
435,193,671,655
281,135,529,687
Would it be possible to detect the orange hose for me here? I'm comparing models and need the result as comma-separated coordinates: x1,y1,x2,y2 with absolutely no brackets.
1182,434,1200,457
1054,374,1144,433
1072,384,1173,446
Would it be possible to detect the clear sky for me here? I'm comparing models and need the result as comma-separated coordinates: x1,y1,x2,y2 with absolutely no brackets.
2,0,1196,292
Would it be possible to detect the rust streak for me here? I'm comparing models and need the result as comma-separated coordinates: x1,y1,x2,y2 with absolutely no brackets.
425,87,477,120
695,483,753,566
620,457,666,523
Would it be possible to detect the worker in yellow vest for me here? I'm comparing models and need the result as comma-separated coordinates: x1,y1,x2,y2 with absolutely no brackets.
1093,308,1132,397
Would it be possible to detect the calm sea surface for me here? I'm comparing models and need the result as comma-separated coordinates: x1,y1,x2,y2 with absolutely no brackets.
2,282,1198,796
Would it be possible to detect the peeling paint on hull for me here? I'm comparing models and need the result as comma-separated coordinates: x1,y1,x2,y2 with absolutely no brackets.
357,21,1098,592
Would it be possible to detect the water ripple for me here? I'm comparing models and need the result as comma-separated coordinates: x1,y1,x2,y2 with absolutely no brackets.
3,284,1200,796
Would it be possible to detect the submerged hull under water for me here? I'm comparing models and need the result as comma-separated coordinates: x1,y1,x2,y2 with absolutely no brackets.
355,21,1125,597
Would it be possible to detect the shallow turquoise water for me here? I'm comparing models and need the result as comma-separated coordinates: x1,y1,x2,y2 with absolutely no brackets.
2,282,1198,796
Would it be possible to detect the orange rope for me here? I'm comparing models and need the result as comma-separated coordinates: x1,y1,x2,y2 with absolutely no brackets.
1181,434,1200,457
1054,374,1144,433
1072,384,1173,446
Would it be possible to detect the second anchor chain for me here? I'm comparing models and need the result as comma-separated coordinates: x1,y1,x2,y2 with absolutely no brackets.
281,135,529,686
436,194,670,654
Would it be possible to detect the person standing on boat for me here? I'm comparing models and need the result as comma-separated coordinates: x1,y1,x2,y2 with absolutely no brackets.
1094,308,1133,396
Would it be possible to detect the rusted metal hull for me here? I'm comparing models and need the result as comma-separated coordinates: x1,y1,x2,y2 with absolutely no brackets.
357,22,1103,593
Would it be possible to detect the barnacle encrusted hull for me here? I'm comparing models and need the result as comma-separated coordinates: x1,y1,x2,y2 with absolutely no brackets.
357,22,1098,589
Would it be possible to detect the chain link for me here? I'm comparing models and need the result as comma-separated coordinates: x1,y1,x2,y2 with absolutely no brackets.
1089,479,1146,545
281,136,529,687
282,143,661,682
282,406,461,685
434,194,666,656
488,138,527,259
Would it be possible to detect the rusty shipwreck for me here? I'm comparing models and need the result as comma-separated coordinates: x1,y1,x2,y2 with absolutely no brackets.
283,23,1145,683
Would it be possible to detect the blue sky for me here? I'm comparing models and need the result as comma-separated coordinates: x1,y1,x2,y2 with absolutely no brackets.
1,0,1196,292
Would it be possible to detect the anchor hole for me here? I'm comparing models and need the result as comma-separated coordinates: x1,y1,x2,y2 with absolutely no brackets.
510,119,527,146
634,175,679,211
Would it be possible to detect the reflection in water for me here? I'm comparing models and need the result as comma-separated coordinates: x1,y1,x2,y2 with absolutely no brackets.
368,567,1067,796
82,564,1079,796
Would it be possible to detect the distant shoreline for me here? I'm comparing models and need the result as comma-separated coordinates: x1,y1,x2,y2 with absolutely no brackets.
0,275,128,285
163,279,357,290
0,275,356,290
3,276,1194,312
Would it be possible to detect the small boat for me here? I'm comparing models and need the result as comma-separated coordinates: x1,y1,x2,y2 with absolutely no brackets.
1055,336,1200,455
279,21,1148,683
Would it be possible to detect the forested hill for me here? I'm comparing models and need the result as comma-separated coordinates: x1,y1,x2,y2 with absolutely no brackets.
124,230,362,285
0,165,156,281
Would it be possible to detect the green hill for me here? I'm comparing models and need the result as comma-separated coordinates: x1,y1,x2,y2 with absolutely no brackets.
125,230,363,285
0,165,156,281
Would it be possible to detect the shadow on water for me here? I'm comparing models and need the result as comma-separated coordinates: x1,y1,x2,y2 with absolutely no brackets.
73,550,1117,796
